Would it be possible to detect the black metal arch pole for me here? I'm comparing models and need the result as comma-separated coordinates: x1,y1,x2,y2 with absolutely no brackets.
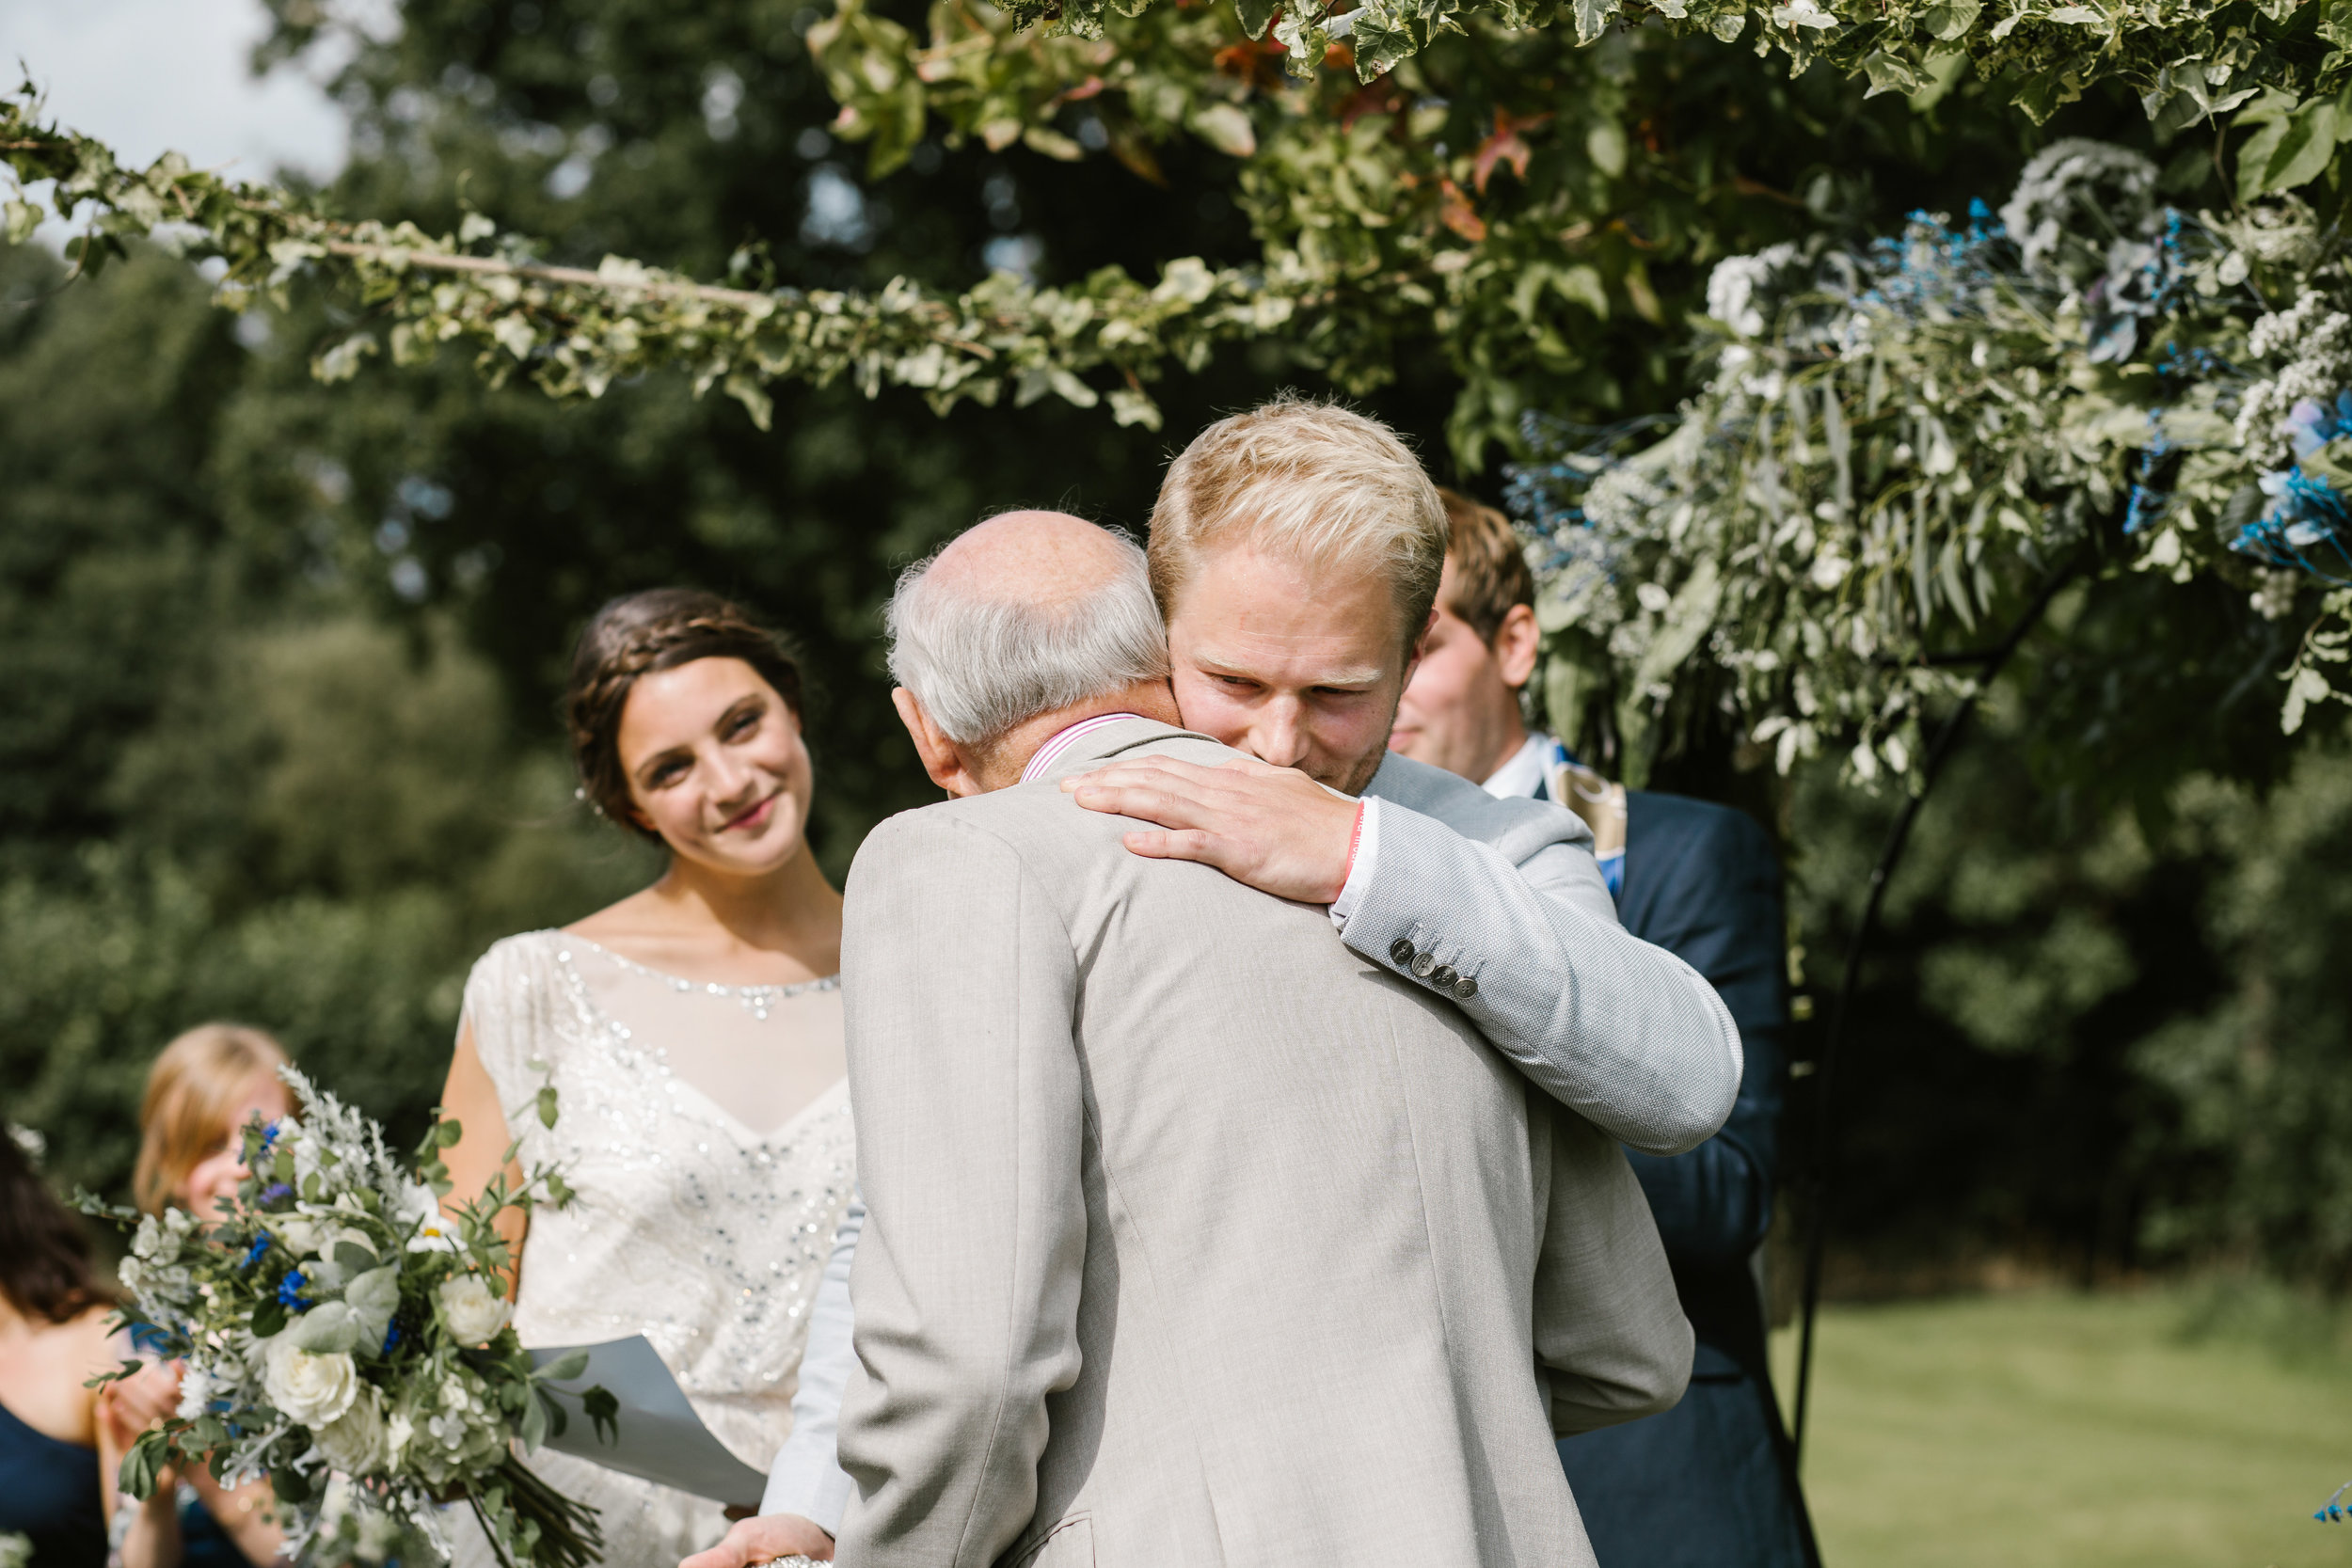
1789,554,2088,1463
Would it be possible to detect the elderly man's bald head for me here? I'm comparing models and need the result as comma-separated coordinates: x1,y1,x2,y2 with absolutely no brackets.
924,510,1139,610
886,510,1170,752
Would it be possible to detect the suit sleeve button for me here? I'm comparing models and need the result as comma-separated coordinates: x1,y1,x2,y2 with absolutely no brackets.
1453,976,1478,1000
1389,938,1416,967
1411,952,1437,978
1432,965,1458,990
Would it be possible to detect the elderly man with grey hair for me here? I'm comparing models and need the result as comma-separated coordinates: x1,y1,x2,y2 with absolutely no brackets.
698,508,1690,1568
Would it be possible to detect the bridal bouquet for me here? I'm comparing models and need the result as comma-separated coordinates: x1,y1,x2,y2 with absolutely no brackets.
81,1069,612,1568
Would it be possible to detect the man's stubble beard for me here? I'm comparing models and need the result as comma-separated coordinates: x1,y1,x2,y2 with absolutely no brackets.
1325,692,1405,798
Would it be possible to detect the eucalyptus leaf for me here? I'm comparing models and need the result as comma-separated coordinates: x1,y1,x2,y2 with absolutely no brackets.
289,1301,364,1354
534,1347,591,1384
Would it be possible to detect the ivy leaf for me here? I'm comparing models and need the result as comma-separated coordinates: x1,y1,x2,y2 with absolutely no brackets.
2261,100,2342,196
1023,125,1086,161
535,1085,559,1131
1186,103,1257,158
866,80,929,178
1920,1,1980,39
2237,117,2293,203
2282,666,2329,735
2323,0,2352,49
1861,50,1922,99
2011,71,2072,125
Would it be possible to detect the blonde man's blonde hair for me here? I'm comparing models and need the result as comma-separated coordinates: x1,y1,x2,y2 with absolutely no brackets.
135,1023,291,1215
1148,395,1450,653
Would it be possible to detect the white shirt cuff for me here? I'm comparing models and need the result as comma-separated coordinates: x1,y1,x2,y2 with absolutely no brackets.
1328,797,1382,929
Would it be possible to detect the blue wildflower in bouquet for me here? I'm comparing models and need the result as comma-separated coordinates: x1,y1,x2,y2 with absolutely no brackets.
80,1069,612,1568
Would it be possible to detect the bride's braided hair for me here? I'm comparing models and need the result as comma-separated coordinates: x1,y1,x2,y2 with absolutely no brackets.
565,588,804,840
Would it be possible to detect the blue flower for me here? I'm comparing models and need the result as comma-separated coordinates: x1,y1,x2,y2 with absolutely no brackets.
258,1121,281,1151
2285,392,2352,461
259,1182,293,1207
2232,397,2352,583
239,1232,273,1270
2247,467,2350,551
2156,342,2228,381
382,1318,402,1355
277,1269,312,1311
2123,412,2175,536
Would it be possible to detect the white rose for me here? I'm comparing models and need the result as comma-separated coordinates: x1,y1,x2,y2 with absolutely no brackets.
437,1275,513,1346
262,1338,359,1428
313,1385,388,1476
272,1214,331,1259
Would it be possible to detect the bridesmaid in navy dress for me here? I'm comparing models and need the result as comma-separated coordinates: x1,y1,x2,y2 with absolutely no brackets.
0,1131,176,1568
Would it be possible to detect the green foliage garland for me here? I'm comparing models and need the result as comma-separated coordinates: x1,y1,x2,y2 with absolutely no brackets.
1,82,1316,434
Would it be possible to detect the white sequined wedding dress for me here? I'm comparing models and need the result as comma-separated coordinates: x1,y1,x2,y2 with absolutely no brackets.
450,929,856,1567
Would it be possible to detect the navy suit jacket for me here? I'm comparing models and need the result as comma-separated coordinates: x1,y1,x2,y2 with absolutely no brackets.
1557,791,1820,1568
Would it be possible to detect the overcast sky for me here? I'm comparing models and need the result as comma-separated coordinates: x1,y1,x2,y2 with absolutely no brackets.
3,0,348,182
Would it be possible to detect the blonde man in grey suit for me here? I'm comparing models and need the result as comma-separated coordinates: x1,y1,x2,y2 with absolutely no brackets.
800,511,1689,1567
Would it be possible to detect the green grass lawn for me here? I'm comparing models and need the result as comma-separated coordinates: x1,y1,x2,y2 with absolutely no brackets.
1770,1291,2352,1568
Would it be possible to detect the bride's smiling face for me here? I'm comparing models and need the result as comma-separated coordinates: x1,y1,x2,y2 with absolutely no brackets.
614,657,816,876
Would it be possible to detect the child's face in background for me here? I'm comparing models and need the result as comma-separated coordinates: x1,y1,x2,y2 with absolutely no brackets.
178,1073,294,1219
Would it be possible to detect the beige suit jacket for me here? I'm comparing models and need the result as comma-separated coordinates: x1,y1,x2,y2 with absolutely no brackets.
834,720,1692,1568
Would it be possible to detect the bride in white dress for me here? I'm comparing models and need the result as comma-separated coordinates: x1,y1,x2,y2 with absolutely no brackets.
437,589,850,1566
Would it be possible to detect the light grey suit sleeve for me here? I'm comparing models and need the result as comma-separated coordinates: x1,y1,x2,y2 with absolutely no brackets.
758,1193,863,1533
1345,781,1741,1156
1532,1104,1693,1435
834,812,1089,1568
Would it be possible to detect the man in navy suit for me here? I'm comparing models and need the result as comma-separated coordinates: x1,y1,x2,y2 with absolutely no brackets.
1390,490,1820,1568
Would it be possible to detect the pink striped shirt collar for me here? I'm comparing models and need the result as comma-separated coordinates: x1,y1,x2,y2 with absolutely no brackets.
1019,712,1150,784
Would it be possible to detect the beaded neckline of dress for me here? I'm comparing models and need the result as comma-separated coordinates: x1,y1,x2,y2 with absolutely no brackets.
556,931,839,1020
